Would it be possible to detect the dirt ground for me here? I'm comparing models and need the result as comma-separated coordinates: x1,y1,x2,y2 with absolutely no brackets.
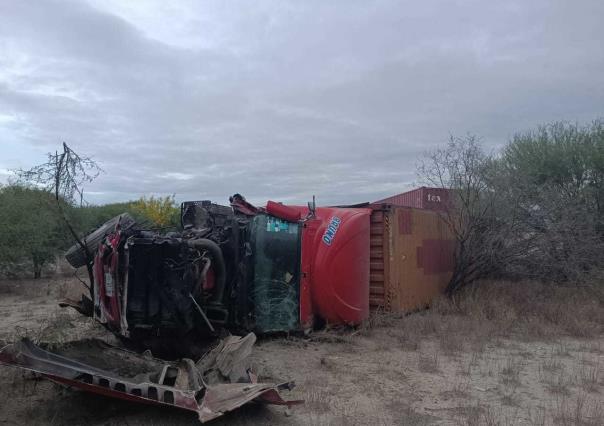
0,277,602,425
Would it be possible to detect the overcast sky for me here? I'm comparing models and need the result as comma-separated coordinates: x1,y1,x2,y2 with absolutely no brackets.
1,1,603,206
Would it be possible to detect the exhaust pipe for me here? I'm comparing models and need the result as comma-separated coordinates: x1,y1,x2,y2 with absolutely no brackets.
187,239,226,305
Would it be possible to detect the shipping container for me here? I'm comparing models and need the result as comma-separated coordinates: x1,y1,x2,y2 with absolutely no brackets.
369,204,454,312
374,186,451,212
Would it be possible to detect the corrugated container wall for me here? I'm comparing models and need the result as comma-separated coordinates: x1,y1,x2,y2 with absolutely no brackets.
374,187,450,212
369,204,454,312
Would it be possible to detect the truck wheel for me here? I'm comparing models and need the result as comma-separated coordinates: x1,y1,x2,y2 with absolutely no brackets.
64,213,136,268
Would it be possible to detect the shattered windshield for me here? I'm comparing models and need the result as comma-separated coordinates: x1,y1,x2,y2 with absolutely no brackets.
250,215,301,333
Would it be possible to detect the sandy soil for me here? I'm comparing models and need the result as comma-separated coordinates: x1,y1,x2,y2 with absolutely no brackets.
0,277,602,425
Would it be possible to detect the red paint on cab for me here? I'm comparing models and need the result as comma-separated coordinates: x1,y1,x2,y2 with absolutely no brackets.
285,205,371,327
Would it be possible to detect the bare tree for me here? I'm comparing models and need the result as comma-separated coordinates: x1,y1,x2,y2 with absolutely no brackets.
14,142,101,205
13,142,102,296
417,135,534,294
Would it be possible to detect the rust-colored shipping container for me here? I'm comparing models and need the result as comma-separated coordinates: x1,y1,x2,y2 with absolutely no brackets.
369,204,454,312
374,186,450,212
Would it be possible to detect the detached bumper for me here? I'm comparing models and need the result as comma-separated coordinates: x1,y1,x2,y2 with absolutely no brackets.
0,336,301,423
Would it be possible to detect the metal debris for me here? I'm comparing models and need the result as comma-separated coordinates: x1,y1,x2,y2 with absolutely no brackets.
0,334,301,423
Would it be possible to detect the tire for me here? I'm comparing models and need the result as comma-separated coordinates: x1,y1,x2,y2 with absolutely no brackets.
64,213,136,268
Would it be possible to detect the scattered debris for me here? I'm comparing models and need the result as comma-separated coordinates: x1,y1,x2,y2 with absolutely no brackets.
0,333,302,423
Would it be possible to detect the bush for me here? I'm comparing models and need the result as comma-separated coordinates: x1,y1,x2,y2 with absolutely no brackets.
70,196,180,238
0,185,71,278
420,119,604,291
493,119,604,283
130,195,180,228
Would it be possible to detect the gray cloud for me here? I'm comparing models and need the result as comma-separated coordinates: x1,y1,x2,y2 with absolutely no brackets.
0,0,603,206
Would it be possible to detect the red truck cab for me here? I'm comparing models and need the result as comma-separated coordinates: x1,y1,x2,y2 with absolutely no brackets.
289,205,371,329
235,201,371,333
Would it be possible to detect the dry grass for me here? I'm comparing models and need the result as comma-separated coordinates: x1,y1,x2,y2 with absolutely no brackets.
10,311,75,345
417,352,440,373
442,381,471,399
431,280,604,340
346,280,603,426
554,393,603,426
455,403,518,426
578,362,601,393
544,371,572,396
303,388,332,414
499,357,522,386
498,357,522,407
580,341,602,354
384,402,434,426
454,402,484,426
526,406,547,426
540,357,563,373
439,332,464,356
0,276,84,299
359,280,603,358
555,341,573,357
1,277,603,425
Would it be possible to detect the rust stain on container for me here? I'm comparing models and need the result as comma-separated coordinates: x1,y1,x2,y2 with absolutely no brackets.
369,204,454,312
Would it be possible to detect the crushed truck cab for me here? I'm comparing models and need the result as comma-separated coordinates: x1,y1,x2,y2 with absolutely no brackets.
65,195,371,346
0,195,370,423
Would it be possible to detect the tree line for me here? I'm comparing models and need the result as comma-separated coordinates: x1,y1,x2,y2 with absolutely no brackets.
419,119,604,293
0,189,179,279
2,118,603,289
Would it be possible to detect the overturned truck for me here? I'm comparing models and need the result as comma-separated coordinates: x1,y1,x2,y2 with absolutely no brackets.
1,194,371,422
64,194,371,346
